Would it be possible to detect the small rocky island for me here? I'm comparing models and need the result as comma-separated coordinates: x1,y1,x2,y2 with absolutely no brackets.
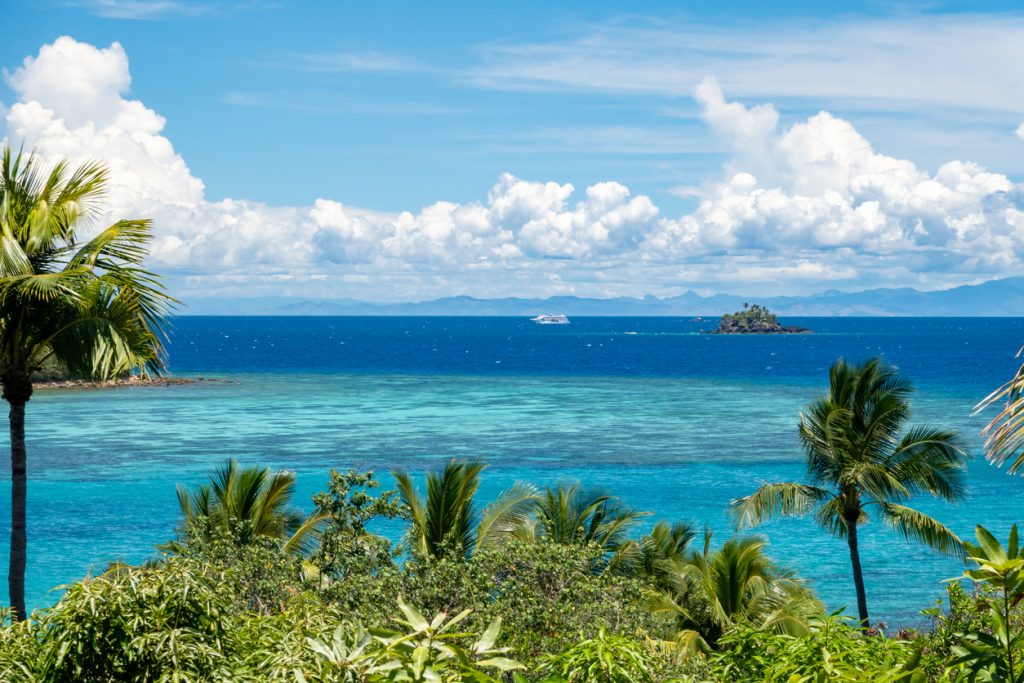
707,303,811,334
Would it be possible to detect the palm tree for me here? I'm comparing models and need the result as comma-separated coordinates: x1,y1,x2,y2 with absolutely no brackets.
529,484,647,548
651,532,819,652
976,346,1024,473
393,461,537,561
629,520,697,589
731,357,967,628
0,147,173,619
176,459,326,555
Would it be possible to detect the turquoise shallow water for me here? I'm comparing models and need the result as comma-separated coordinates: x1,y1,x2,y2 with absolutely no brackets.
3,316,1024,625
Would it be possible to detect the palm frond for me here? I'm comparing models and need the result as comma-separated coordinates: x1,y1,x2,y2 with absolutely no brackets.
886,426,967,500
811,495,854,539
394,470,429,558
848,462,910,503
282,509,331,556
67,219,153,269
253,469,297,538
0,268,91,303
0,227,33,277
976,351,1024,474
174,459,316,555
632,520,698,584
394,461,486,560
533,484,608,544
40,278,168,379
730,482,831,530
0,147,173,384
879,502,965,559
474,481,538,552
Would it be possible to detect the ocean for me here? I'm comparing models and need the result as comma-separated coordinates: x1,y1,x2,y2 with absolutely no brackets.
3,315,1024,625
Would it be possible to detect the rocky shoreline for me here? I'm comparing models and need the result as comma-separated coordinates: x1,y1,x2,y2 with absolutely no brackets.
707,324,812,335
35,376,227,390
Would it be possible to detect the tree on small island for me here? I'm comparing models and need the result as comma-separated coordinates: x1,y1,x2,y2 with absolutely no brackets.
711,304,809,334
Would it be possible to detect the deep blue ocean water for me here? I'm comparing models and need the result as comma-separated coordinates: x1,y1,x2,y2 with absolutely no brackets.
3,315,1024,625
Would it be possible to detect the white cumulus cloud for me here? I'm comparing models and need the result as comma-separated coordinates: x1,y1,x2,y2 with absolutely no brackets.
2,37,1023,301
644,77,1022,281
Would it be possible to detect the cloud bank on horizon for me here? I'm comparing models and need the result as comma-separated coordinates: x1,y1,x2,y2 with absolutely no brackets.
2,36,1023,302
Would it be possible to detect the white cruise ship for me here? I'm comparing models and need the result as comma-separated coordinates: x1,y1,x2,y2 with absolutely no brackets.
530,313,570,325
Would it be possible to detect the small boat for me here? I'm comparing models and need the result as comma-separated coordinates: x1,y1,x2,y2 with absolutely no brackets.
531,313,570,325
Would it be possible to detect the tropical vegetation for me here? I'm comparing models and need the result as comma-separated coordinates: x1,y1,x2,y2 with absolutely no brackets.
0,448,1015,683
0,447,1021,681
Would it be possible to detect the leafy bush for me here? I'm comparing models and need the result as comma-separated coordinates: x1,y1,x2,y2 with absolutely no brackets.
169,524,306,614
310,468,404,582
539,628,657,682
37,559,235,682
303,597,523,682
401,540,664,664
0,608,42,682
947,524,1024,682
711,614,926,682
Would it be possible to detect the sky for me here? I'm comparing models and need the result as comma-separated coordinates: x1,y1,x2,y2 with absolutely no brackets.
2,1,1023,303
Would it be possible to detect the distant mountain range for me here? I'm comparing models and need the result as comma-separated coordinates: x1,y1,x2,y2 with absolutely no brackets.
183,277,1024,317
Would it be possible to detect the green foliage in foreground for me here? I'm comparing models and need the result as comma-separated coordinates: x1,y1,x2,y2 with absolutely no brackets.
0,560,522,682
948,524,1024,682
3,459,1024,681
1,555,1015,683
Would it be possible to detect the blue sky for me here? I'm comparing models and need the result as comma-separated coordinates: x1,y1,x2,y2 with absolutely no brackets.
2,1,1023,302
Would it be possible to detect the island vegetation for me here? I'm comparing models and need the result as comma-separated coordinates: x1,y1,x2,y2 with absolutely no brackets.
710,303,810,334
8,150,1024,681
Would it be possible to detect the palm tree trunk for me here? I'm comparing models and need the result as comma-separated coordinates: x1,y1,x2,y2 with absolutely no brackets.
3,374,32,622
7,399,27,620
845,513,869,628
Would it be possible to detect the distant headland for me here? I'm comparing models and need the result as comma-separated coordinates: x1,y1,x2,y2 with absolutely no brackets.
707,304,811,334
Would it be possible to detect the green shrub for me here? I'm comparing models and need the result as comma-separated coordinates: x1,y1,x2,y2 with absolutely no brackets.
947,524,1024,682
170,525,307,614
310,469,404,582
711,614,926,682
398,540,663,665
37,559,235,682
0,608,42,683
539,628,657,682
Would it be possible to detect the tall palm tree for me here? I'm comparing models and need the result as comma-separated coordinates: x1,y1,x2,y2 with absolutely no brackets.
393,461,537,561
652,532,820,653
176,459,326,555
731,357,967,628
0,147,173,619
